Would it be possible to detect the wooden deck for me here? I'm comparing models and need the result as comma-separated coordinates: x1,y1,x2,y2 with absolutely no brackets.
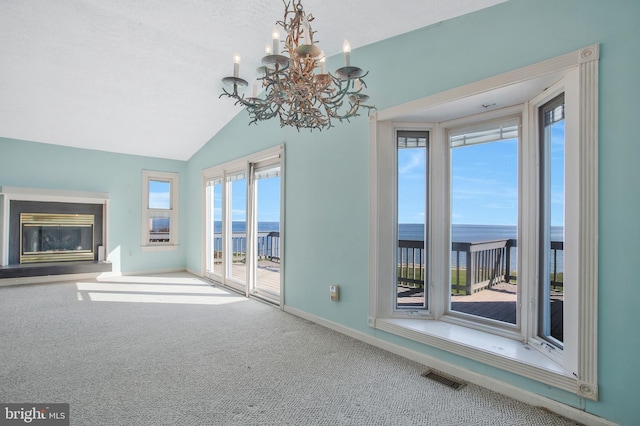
255,260,281,295
451,283,518,324
226,260,281,297
397,282,563,340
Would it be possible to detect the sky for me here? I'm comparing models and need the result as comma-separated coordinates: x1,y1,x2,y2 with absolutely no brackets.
450,138,518,226
149,180,171,209
398,121,565,227
191,120,565,229
207,175,281,226
150,175,280,229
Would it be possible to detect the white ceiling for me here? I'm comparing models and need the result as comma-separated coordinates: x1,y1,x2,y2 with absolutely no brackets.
0,0,508,161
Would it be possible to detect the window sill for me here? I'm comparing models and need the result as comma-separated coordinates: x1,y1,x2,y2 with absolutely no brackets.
375,318,577,394
140,244,179,252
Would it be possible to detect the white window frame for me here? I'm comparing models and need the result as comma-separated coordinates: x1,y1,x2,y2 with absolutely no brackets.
202,145,285,306
141,170,179,251
525,81,577,368
369,45,598,399
439,110,523,339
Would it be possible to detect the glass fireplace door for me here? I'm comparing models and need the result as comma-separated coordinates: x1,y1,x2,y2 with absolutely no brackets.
20,213,94,263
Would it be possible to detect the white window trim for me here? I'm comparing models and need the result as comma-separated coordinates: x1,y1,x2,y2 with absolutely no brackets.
141,170,179,251
369,45,599,399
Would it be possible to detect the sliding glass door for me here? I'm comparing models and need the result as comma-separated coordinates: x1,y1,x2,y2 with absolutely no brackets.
251,161,281,299
205,178,223,277
226,170,247,290
204,146,284,304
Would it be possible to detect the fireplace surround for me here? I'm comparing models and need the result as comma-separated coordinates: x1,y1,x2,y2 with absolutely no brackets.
0,187,112,279
8,200,104,265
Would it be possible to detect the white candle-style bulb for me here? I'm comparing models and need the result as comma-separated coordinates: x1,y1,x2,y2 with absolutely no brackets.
253,82,258,98
300,16,310,45
355,78,361,91
233,54,241,78
265,43,272,55
272,27,280,54
319,51,326,74
343,39,351,66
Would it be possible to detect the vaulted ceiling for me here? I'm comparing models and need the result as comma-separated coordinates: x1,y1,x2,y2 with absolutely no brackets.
0,0,507,160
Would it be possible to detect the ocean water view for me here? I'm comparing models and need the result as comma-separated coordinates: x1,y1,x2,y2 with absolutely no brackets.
211,222,561,241
203,222,563,271
153,218,283,233
399,223,564,271
208,222,280,255
399,223,564,243
212,221,280,234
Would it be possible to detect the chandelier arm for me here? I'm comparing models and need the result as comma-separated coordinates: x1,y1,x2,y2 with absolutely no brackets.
320,76,352,107
219,87,235,99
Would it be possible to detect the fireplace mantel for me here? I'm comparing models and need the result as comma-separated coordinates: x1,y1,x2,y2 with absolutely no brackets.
0,187,110,276
0,186,109,204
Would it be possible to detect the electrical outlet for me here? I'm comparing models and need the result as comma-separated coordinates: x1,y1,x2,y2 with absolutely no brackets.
330,285,339,301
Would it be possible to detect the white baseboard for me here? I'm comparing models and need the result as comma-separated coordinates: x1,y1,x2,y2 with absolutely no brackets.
283,305,617,426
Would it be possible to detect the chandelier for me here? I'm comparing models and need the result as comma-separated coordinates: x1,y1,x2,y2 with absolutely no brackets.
220,0,374,131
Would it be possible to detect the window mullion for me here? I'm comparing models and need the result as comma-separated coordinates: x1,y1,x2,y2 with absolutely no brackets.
431,123,447,319
520,102,535,342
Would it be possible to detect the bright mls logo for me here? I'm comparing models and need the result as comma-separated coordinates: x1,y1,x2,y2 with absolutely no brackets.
1,404,68,426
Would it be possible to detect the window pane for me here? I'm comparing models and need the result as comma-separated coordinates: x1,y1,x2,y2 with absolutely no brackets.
207,179,223,276
148,211,170,242
540,95,565,347
449,122,518,325
227,172,247,281
149,180,171,209
255,165,281,296
396,131,427,310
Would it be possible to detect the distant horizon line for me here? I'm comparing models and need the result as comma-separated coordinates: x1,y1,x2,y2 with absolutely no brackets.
399,223,564,228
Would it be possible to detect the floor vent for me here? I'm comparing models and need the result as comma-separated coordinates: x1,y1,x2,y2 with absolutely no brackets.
422,370,466,390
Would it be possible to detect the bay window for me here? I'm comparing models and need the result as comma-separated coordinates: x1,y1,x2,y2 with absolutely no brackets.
370,45,598,399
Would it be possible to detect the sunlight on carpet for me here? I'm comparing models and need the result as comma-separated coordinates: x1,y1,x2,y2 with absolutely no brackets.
75,276,247,305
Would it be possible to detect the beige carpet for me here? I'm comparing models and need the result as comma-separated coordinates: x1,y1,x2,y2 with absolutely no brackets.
0,272,579,425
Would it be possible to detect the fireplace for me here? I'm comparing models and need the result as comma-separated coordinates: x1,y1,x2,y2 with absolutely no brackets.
1,187,112,279
20,213,95,263
4,199,105,266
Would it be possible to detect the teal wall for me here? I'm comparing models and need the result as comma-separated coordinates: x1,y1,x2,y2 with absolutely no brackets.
0,137,187,273
1,0,637,424
186,1,640,424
